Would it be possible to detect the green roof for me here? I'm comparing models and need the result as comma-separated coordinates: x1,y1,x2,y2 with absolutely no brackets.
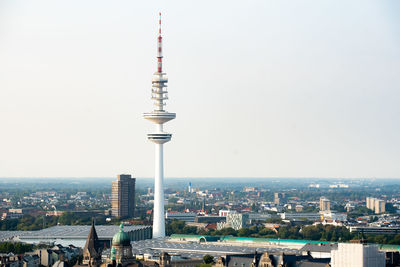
170,234,220,242
378,244,400,251
170,234,400,251
220,236,330,244
112,224,130,246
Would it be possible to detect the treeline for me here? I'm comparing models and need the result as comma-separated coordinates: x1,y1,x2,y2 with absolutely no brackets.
167,220,400,245
0,212,117,231
0,242,33,254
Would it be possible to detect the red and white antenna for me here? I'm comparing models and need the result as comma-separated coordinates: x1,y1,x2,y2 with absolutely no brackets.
157,12,163,73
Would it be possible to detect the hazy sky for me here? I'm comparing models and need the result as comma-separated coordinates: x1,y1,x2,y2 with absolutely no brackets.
0,1,399,178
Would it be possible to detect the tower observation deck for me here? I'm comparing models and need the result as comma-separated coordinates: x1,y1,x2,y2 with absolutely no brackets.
143,13,175,238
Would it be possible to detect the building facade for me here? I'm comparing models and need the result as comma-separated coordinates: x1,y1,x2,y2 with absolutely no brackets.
217,213,249,230
330,243,385,267
165,212,197,222
111,174,136,218
375,199,386,214
274,193,285,205
320,197,331,211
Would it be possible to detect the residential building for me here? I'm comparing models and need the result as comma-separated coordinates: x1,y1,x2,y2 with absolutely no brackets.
366,197,374,210
320,197,331,211
366,197,386,214
375,199,386,214
111,174,136,218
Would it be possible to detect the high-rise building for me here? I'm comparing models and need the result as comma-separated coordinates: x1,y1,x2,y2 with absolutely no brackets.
143,13,175,238
320,197,331,211
274,192,285,205
111,174,136,218
366,197,373,210
366,197,386,214
374,199,386,214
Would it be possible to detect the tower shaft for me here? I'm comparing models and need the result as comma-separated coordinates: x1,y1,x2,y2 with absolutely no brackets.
153,143,165,237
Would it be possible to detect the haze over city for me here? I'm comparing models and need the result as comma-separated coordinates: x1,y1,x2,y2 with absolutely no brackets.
1,0,400,178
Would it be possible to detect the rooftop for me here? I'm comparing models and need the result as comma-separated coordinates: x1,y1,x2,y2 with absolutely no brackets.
5,225,150,239
130,238,300,259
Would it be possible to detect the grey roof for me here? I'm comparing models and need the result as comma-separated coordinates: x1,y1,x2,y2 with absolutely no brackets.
0,231,33,241
226,255,257,267
17,225,150,239
300,243,338,253
130,238,300,259
296,259,330,267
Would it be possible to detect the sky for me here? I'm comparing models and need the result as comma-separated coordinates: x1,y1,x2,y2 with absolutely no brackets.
0,1,399,178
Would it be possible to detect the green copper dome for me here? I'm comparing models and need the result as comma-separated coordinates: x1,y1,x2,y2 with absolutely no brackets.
112,224,130,246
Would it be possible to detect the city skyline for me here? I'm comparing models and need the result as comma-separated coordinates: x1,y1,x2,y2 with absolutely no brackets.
1,1,400,178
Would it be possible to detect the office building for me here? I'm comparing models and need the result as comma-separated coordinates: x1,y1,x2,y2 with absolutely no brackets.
111,174,136,218
217,213,249,230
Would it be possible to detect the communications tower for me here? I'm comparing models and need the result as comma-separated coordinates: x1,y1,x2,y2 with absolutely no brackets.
143,13,175,238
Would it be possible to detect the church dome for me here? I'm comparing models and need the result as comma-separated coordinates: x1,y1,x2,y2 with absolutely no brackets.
112,224,130,246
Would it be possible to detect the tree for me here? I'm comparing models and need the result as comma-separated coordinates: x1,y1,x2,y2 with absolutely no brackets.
238,228,251,237
203,254,214,264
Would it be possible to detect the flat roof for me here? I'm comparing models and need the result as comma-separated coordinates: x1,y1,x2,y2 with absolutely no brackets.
0,231,33,241
131,238,300,259
16,225,151,239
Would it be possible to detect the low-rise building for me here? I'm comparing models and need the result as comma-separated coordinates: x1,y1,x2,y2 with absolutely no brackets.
280,212,322,221
165,212,197,222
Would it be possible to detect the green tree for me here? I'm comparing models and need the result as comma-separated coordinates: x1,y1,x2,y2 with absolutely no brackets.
203,254,214,264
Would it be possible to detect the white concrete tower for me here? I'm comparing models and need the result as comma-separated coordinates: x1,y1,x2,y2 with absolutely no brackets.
143,13,175,238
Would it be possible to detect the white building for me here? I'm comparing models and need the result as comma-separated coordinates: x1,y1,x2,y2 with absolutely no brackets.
321,211,347,222
330,243,385,267
218,210,237,217
217,213,249,230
